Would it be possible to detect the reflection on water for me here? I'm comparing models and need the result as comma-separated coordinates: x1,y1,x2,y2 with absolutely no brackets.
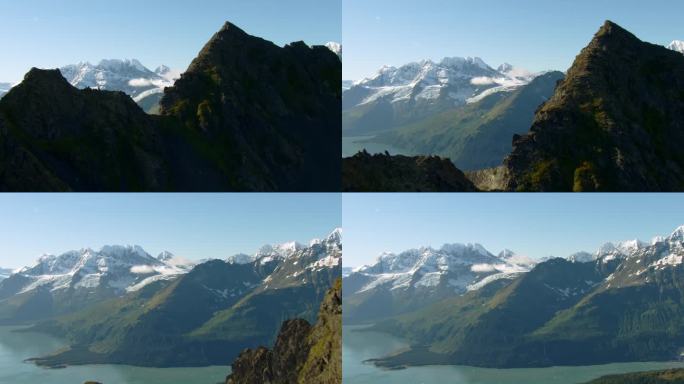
343,325,684,384
0,326,230,384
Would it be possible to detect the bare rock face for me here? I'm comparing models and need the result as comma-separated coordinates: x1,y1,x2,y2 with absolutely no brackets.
225,279,341,384
504,21,684,191
342,151,478,192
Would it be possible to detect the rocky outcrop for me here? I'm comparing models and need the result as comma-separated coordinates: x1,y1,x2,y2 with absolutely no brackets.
583,369,684,383
225,278,341,384
504,21,684,191
342,151,478,191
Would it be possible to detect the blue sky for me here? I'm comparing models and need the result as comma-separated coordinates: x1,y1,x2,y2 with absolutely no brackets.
343,0,684,80
0,0,341,83
0,194,341,269
343,194,684,267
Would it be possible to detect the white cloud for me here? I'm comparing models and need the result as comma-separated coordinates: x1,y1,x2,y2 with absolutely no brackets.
130,265,156,274
470,76,496,86
128,78,155,87
471,263,498,273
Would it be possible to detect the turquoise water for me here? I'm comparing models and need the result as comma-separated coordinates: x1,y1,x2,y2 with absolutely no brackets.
0,326,230,384
343,325,684,384
342,135,413,157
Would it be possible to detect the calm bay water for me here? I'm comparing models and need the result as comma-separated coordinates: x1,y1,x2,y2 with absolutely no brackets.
0,326,230,384
343,325,684,384
342,135,413,157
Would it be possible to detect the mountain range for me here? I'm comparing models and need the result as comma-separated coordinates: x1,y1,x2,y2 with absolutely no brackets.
344,57,537,136
349,225,684,369
0,22,341,192
59,59,180,114
0,245,192,324
7,229,341,368
344,243,535,324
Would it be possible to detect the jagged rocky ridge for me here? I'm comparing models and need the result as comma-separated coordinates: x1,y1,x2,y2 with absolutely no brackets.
364,225,684,368
342,151,478,192
0,21,341,192
505,21,684,191
226,278,341,384
20,229,341,368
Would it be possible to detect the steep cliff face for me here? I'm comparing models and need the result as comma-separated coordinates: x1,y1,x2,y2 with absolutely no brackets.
342,151,478,192
225,278,341,384
504,21,684,191
160,22,341,191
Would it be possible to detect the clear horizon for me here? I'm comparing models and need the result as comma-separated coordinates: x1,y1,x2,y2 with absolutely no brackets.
0,194,341,269
343,0,684,80
343,194,684,268
0,0,341,83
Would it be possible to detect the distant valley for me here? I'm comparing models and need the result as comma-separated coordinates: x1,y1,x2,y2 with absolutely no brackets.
345,225,684,369
0,229,341,369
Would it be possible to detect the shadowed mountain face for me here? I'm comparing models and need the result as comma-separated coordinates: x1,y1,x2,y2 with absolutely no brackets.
160,22,341,191
0,69,168,191
0,22,341,192
225,278,341,384
505,21,684,191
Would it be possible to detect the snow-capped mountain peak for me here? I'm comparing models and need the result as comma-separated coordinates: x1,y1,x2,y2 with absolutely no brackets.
352,243,535,294
154,65,182,82
350,56,539,108
226,253,254,265
325,42,342,58
156,250,175,262
309,227,342,247
98,58,148,73
497,63,514,72
567,251,595,263
667,225,684,241
59,59,180,99
667,40,684,54
5,245,191,295
595,238,648,262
